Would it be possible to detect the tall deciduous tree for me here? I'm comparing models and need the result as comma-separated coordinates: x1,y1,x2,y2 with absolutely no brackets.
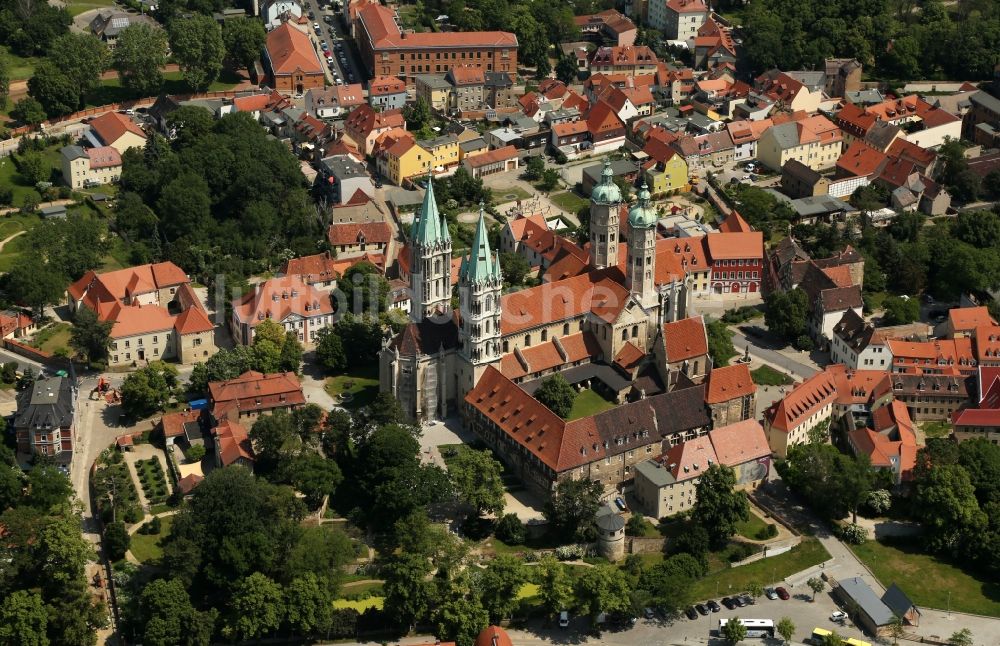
765,288,810,342
113,24,169,96
27,61,77,117
0,54,11,109
692,464,750,548
222,17,266,70
120,361,178,418
449,448,505,517
433,590,489,646
475,555,527,622
11,97,47,126
0,590,48,645
722,616,748,644
224,572,285,641
169,15,225,91
534,373,576,419
382,552,436,629
777,616,795,644
285,573,334,638
70,307,113,363
543,477,602,542
50,33,108,107
537,555,573,617
575,564,632,622
315,326,347,372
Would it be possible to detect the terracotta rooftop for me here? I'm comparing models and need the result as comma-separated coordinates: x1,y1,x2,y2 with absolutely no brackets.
327,220,392,246
232,276,334,327
357,2,516,49
213,419,254,467
89,111,146,145
708,419,770,467
949,306,996,334
500,270,630,335
662,316,708,363
704,363,756,404
266,23,323,75
209,370,305,420
705,231,764,261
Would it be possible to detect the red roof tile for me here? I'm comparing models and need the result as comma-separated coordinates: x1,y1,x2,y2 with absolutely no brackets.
704,364,756,404
708,419,770,466
327,220,392,246
266,23,323,75
89,111,146,145
662,316,708,363
209,371,305,420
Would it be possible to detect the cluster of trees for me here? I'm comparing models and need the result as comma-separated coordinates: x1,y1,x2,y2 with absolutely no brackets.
910,438,1000,579
742,0,1000,81
188,319,304,393
534,374,578,419
779,442,884,524
119,112,322,285
0,451,107,644
725,184,796,241
315,314,385,374
764,288,812,350
121,360,180,418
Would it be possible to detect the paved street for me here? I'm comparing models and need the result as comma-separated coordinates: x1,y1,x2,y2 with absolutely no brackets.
729,325,821,382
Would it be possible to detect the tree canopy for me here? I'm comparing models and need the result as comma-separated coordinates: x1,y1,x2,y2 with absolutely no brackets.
534,374,577,419
449,449,505,517
543,477,602,542
693,464,750,548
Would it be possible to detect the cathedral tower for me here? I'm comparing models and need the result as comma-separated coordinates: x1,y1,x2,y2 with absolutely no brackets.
410,175,452,319
626,183,658,309
589,158,622,270
458,203,503,367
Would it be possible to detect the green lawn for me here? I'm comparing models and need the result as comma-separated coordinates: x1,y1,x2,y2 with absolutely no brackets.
493,185,533,202
0,147,62,208
735,513,772,540
84,70,243,109
850,539,1000,616
517,582,540,600
324,364,379,410
66,0,116,16
751,365,794,387
549,191,590,214
920,420,953,439
333,596,384,611
129,515,174,563
30,323,73,355
689,538,830,601
0,45,42,81
567,389,617,420
0,213,42,272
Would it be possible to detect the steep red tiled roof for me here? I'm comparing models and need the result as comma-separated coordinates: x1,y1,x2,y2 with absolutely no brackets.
232,276,334,327
85,146,122,169
327,220,392,246
613,340,645,372
666,0,708,13
159,409,201,438
662,316,708,363
266,23,323,75
719,210,752,233
358,2,516,49
500,271,630,335
369,75,406,95
704,364,756,404
89,111,146,145
213,419,255,467
706,231,764,261
209,371,305,420
836,141,888,178
586,101,625,136
949,306,996,334
464,145,519,168
709,419,770,466
450,66,486,86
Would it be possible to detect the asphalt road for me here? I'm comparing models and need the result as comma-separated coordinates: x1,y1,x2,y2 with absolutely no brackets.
730,325,820,381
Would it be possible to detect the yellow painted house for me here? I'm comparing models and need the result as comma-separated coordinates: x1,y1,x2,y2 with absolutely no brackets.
381,138,431,186
418,134,460,173
645,151,689,195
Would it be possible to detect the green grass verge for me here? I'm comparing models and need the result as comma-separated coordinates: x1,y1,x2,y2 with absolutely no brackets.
751,365,794,387
493,185,533,202
84,70,242,109
567,389,617,421
30,322,73,354
920,420,952,439
689,538,831,601
128,515,174,563
333,596,384,611
850,539,1000,616
0,45,42,81
324,364,379,410
66,0,116,16
734,512,771,540
549,191,589,214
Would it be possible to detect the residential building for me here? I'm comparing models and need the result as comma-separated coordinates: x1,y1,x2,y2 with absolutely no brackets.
231,276,335,346
344,105,406,155
588,46,659,76
86,111,147,154
835,95,962,149
944,306,996,339
305,84,365,118
692,17,736,70
653,316,709,388
88,10,159,49
60,145,122,189
355,2,517,82
368,76,408,110
726,119,773,162
585,101,628,154
754,70,823,114
447,66,486,113
377,136,430,186
951,366,1000,443
963,91,1000,148
644,148,689,195
633,419,770,518
830,309,891,370
891,372,971,422
318,155,375,206
653,0,709,43
279,251,346,289
461,145,519,179
415,74,453,112
574,10,636,46
418,134,460,173
846,400,918,484
0,309,35,339
671,131,736,171
67,262,216,367
824,58,862,99
209,370,306,423
14,376,74,463
264,23,325,95
781,159,830,199
212,419,255,469
704,364,757,427
484,71,518,110
327,220,392,258
705,232,765,295
757,116,843,172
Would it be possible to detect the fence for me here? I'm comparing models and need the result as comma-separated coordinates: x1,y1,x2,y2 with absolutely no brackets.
626,536,667,555
3,338,63,366
728,536,801,568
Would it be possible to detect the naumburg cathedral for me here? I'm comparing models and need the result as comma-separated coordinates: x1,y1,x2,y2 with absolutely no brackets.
380,160,695,422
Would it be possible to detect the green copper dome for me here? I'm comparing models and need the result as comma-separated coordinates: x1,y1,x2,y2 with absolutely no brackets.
628,183,657,229
591,158,622,204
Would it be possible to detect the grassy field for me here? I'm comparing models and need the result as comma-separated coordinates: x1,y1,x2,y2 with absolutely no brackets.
129,515,174,563
735,512,771,540
84,70,243,109
850,539,1000,616
493,185,533,202
0,213,42,272
0,45,42,81
0,146,62,208
920,420,953,439
324,364,379,410
549,191,590,214
689,539,831,601
30,323,73,355
568,389,617,420
751,365,794,387
333,596,384,611
66,0,116,16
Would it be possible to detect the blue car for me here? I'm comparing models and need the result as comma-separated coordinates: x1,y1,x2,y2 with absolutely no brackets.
614,497,627,512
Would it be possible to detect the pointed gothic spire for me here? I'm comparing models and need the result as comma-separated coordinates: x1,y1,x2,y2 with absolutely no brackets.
462,201,499,283
412,172,446,245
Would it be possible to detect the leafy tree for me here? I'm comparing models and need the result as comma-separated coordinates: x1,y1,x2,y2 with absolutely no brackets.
17,151,48,185
335,313,384,365
867,489,892,515
475,555,527,622
284,525,354,584
534,373,576,419
747,582,764,600
25,465,73,510
285,573,334,638
539,168,560,191
692,464,749,548
543,477,602,543
169,15,225,91
888,614,905,645
433,590,489,646
494,513,525,545
722,616,748,644
224,572,285,641
339,261,390,314
781,443,873,522
10,97,47,126
777,616,795,644
113,24,169,96
36,511,95,587
403,96,432,132
0,56,9,109
765,288,809,342
70,307,113,362
449,448,505,516
290,452,343,509
537,555,573,617
707,319,737,366
524,156,545,181
186,444,206,463
806,576,825,601
0,590,48,646
381,552,436,629
120,361,178,418
575,564,632,622
103,520,130,561
670,521,710,569
27,61,77,117
314,326,347,372
948,628,973,646
556,54,578,84
280,330,303,372
499,252,530,286
952,209,1000,248
626,514,654,537
166,104,215,148
222,17,266,70
0,0,70,57
50,33,108,107
0,462,22,512
915,464,986,552
881,296,919,325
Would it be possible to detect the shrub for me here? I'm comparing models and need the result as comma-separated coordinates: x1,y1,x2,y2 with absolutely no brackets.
124,507,143,524
103,521,130,561
756,524,779,540
555,545,586,561
838,523,868,545
186,444,206,463
728,542,760,563
495,513,526,545
794,335,815,351
626,514,654,537
522,551,539,563
866,489,892,515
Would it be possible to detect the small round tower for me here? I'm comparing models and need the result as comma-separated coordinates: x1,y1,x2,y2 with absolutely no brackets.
595,513,626,562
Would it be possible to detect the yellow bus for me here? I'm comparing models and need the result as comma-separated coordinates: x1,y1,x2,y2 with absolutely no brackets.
810,628,872,646
844,639,872,646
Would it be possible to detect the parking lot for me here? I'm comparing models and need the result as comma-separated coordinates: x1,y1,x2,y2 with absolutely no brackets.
301,0,367,87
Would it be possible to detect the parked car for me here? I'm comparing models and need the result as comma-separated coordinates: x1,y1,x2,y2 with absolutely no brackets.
765,588,778,600
614,497,627,512
775,587,790,600
321,40,328,49
559,611,570,628
313,22,321,32
733,596,747,607
721,597,736,610
695,604,709,616
685,607,698,620
831,611,848,622
706,600,721,613
739,594,754,606
644,607,655,620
